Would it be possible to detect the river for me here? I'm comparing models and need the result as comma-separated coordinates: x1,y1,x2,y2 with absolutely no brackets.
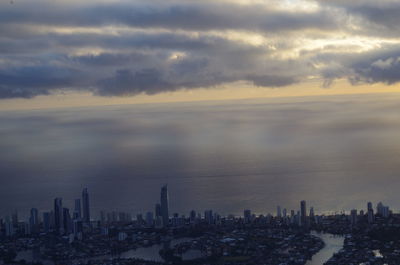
306,231,345,265
17,232,343,265
16,237,202,264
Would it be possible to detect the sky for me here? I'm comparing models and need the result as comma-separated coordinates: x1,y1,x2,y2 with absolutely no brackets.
1,0,400,110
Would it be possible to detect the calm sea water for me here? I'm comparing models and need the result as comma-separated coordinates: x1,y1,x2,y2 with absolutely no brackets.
1,93,400,218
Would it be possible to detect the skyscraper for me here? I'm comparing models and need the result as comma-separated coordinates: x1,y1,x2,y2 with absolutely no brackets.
204,210,214,225
190,210,197,223
63,208,72,234
146,212,154,227
160,185,169,227
376,202,390,218
277,206,282,218
54,197,64,234
29,208,39,233
74,199,81,219
43,212,51,232
368,208,374,224
300,200,307,227
5,216,14,237
11,211,18,228
367,202,373,212
100,211,106,225
367,202,374,224
155,203,161,217
350,209,358,226
82,188,90,224
73,219,83,236
244,209,251,223
309,207,315,223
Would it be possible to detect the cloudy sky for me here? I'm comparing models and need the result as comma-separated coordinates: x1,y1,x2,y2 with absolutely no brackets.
1,0,400,109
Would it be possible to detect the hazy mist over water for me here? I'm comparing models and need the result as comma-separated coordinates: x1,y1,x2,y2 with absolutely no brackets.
1,93,400,218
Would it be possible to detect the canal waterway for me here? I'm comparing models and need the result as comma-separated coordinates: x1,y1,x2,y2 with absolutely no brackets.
306,231,345,265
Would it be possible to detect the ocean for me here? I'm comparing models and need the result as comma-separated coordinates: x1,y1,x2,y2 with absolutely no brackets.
1,93,400,219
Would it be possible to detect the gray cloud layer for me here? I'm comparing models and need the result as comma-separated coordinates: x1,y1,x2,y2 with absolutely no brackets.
0,0,399,98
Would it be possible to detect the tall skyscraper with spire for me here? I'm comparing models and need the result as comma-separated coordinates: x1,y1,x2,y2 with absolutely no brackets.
82,188,90,224
300,200,307,227
54,197,64,234
160,185,169,227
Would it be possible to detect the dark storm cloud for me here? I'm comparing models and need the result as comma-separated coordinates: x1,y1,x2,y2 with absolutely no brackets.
351,57,400,85
0,27,305,97
310,44,400,85
0,0,399,99
0,1,338,32
97,69,175,96
95,58,303,96
0,65,84,98
72,52,151,67
96,67,297,97
0,31,253,55
316,0,400,37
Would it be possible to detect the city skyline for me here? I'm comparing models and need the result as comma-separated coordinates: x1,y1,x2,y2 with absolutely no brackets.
1,185,393,230
1,184,398,264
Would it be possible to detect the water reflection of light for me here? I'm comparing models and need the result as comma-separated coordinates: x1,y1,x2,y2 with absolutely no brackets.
373,249,383,258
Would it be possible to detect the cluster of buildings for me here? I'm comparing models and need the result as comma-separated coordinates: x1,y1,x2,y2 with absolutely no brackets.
1,188,91,239
1,185,399,265
0,184,395,239
99,185,170,229
242,200,312,228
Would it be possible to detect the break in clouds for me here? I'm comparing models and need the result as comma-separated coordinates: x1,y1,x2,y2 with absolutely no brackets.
1,0,400,98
